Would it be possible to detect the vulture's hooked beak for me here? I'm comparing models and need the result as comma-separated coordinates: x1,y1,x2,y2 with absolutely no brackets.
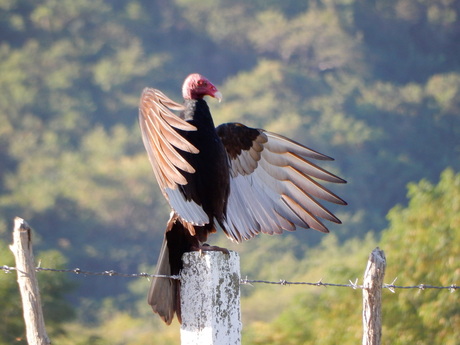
213,91,223,103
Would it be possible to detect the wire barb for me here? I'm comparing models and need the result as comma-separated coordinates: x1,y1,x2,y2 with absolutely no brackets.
315,278,325,287
0,265,13,273
384,277,398,293
240,276,254,287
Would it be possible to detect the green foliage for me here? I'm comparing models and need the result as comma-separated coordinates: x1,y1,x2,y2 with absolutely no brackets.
242,234,377,345
355,0,460,82
0,240,75,344
380,169,460,345
0,240,24,344
243,169,459,344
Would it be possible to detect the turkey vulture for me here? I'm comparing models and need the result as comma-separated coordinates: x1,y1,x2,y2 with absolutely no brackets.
138,73,347,324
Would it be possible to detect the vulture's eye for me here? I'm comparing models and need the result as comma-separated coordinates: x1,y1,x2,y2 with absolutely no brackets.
197,80,206,86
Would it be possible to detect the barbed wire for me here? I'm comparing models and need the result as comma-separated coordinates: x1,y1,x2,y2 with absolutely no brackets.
1,265,457,292
240,277,458,293
0,265,180,280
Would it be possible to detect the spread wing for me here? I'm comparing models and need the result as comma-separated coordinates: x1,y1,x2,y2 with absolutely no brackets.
139,88,208,226
216,123,347,242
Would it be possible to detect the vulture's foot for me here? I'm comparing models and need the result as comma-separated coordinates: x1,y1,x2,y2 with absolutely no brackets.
192,243,230,256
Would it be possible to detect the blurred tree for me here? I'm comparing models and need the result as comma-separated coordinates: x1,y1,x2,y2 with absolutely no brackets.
354,0,460,82
0,0,171,301
380,168,460,345
242,234,376,345
0,240,75,344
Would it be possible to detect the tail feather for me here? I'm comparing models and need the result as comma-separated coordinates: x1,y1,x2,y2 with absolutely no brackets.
148,235,179,325
148,216,200,324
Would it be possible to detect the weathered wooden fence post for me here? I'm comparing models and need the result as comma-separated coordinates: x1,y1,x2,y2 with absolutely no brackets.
9,217,51,345
180,251,241,345
362,247,386,345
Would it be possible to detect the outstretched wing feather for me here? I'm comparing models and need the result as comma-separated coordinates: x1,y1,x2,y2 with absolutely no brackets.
217,123,346,242
139,88,199,189
139,88,210,226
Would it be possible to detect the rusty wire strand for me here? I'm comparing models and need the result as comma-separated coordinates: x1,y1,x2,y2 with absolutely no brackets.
1,265,457,292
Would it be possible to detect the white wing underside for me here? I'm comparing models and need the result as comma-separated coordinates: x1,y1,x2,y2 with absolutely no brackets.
140,88,211,226
165,188,209,226
222,132,345,242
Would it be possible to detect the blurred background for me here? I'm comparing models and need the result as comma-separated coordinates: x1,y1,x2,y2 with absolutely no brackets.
0,0,459,344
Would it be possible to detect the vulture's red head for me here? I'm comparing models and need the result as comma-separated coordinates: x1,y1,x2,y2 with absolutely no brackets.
182,73,222,101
